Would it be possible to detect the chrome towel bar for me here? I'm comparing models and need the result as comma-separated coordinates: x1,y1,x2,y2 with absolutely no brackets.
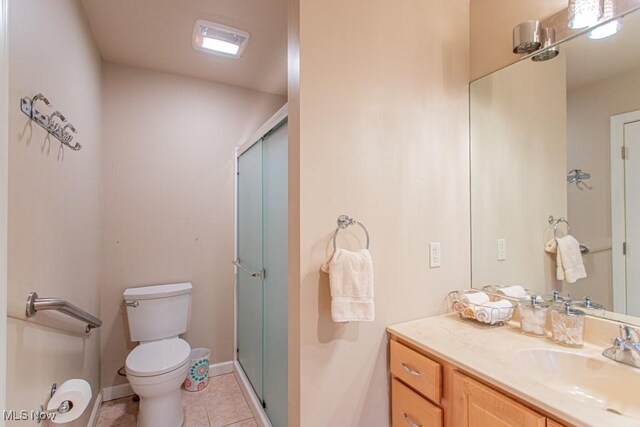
26,291,102,333
547,216,589,254
332,214,370,251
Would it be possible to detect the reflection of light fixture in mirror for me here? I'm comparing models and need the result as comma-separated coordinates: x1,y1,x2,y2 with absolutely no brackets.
532,28,560,62
513,20,542,54
589,0,622,39
568,0,601,29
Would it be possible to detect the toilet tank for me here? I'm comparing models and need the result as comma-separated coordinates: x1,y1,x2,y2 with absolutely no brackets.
123,283,192,342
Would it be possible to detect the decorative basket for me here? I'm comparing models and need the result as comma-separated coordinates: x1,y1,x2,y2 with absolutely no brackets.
448,290,515,326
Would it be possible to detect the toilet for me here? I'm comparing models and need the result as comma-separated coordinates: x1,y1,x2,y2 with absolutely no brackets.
124,283,193,427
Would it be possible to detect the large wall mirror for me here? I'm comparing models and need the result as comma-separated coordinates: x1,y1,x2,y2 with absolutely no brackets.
470,8,640,324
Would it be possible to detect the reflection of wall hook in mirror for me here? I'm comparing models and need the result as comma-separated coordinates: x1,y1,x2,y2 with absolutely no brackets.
567,169,591,184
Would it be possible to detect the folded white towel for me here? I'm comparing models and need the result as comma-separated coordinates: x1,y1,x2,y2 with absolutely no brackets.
496,285,528,298
474,300,513,324
321,248,374,322
545,236,587,283
461,292,490,306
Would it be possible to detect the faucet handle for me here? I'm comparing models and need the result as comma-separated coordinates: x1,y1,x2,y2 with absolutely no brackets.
619,324,640,343
612,336,627,349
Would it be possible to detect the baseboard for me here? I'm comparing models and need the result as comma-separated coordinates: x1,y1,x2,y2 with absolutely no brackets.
233,361,272,427
209,361,234,377
102,383,134,402
88,390,103,427
101,361,234,402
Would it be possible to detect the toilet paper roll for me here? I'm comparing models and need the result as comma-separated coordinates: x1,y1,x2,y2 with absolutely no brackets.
47,379,92,424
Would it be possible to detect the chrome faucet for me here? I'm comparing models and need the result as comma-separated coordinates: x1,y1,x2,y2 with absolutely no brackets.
602,324,640,369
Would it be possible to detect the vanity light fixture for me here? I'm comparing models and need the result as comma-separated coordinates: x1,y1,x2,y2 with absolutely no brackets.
513,20,542,54
192,20,250,58
568,0,601,29
589,0,622,39
532,27,560,62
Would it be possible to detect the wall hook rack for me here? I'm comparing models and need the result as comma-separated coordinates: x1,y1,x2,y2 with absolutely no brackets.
20,93,82,151
567,169,590,184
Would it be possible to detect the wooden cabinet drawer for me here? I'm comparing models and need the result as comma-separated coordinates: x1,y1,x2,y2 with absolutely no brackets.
390,340,442,404
392,378,443,427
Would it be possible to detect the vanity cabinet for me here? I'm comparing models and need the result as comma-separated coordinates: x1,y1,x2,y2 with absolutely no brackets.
389,336,569,427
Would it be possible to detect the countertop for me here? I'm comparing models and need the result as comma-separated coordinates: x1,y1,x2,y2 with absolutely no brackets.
387,314,640,427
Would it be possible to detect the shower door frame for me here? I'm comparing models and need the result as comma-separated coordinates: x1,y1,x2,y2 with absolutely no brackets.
233,103,287,427
0,0,9,415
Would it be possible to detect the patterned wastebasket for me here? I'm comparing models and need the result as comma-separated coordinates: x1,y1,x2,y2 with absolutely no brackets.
183,348,210,392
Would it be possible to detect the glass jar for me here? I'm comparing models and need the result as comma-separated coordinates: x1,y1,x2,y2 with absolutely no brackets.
518,295,549,337
551,301,585,347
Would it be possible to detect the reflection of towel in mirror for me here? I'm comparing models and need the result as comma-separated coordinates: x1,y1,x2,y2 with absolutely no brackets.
545,236,587,283
321,248,374,322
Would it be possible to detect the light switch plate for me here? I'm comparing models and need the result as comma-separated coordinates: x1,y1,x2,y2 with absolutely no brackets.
430,242,441,268
497,238,507,261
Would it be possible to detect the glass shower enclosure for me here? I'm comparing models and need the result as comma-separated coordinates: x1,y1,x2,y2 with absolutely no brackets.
236,115,288,427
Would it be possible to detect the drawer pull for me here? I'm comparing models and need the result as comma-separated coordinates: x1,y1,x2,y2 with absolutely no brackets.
401,363,422,377
403,413,422,427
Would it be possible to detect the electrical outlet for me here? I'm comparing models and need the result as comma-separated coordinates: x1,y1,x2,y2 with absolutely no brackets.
497,239,507,261
430,242,441,268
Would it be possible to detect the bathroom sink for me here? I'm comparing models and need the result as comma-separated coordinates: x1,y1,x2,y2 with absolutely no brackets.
515,348,640,419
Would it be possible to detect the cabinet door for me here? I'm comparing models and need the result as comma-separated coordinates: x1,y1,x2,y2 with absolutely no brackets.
452,372,546,427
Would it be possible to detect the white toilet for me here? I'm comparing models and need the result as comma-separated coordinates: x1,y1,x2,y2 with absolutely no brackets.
124,282,193,427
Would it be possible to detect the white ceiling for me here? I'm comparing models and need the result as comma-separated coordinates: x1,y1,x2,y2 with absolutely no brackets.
80,0,287,96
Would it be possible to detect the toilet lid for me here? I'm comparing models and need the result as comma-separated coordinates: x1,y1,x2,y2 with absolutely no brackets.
126,338,191,377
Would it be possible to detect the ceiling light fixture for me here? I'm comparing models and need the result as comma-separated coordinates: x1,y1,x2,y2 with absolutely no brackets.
192,20,250,58
588,0,622,39
568,0,601,29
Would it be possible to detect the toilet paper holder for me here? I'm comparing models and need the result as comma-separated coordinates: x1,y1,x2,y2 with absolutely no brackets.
35,383,72,424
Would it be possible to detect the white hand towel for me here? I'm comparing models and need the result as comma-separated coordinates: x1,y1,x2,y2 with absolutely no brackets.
321,248,374,322
474,300,513,324
545,239,565,281
496,285,528,298
556,235,587,283
461,292,490,306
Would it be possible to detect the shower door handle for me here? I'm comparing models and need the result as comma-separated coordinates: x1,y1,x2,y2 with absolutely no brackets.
232,259,264,278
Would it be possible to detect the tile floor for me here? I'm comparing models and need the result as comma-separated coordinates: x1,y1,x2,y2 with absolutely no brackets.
96,373,257,427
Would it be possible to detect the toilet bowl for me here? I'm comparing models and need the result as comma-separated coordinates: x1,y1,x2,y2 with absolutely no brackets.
123,283,193,427
126,338,191,427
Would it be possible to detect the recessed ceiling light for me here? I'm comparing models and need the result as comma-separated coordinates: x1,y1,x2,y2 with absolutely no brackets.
192,20,250,58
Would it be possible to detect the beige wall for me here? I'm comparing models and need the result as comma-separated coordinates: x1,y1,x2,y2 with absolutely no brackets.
6,0,102,425
100,63,285,388
471,54,567,294
293,0,470,424
470,0,566,80
567,66,640,308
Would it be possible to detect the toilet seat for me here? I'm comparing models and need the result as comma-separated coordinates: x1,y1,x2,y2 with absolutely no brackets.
126,338,191,377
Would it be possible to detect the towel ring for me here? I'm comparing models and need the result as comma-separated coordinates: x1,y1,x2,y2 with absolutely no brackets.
548,216,571,238
332,215,370,250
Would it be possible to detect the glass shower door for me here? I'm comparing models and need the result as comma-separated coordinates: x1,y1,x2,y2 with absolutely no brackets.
262,121,288,427
236,140,264,401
